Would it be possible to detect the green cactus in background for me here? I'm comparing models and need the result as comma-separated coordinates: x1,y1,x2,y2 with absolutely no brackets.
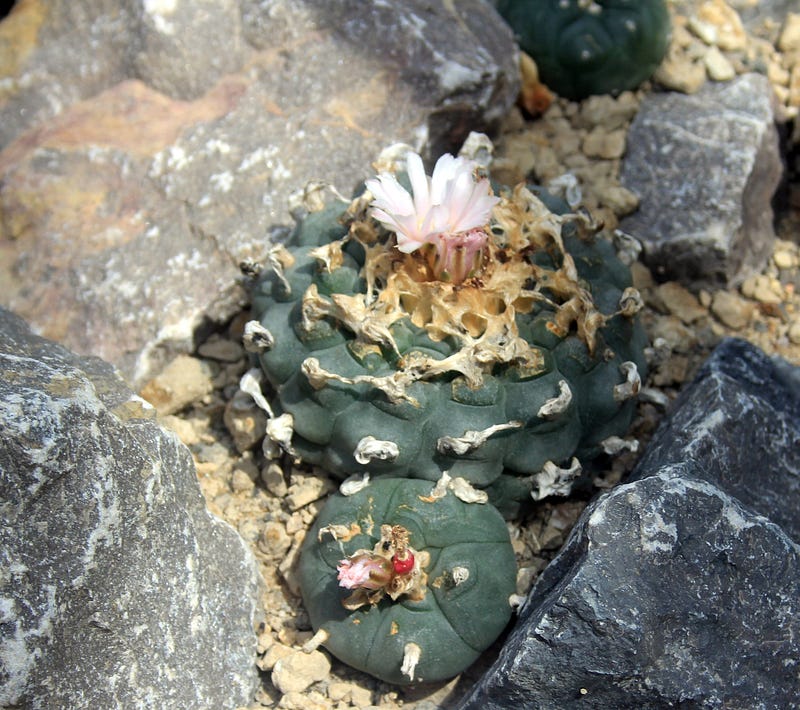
250,151,647,516
297,477,517,684
495,0,671,101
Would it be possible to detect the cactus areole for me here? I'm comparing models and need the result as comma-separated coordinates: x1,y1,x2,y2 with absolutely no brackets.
251,150,648,515
495,0,671,101
298,477,517,684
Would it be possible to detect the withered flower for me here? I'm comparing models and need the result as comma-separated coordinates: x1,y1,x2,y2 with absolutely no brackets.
336,553,393,591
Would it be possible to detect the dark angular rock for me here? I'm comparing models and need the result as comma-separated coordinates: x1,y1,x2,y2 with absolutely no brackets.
458,468,800,710
620,74,782,289
630,337,800,541
0,307,261,708
460,339,800,709
0,0,519,386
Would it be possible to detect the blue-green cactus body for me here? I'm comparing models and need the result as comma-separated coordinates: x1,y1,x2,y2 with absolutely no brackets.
252,186,647,515
297,477,516,684
495,0,671,100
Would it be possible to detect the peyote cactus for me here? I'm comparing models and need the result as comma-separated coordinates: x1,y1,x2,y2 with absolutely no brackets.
250,148,647,515
297,477,517,684
495,0,671,101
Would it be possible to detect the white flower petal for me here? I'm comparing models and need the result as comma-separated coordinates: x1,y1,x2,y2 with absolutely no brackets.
423,203,451,238
445,170,478,226
429,153,460,204
369,207,404,232
406,152,432,217
453,183,500,232
366,174,414,216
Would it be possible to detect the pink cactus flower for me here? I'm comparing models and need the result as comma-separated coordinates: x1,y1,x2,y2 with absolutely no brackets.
336,553,392,590
365,152,499,282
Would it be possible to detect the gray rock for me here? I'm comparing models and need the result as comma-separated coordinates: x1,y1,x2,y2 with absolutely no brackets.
631,337,800,541
620,74,782,289
0,0,135,148
0,307,261,709
127,0,247,100
458,468,800,710
0,0,518,386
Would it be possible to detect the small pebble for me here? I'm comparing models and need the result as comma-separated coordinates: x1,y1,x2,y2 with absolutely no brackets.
160,414,201,446
259,521,292,561
596,184,639,216
194,441,231,466
271,649,331,694
328,681,373,706
654,54,707,94
778,13,800,52
630,262,655,291
649,315,698,354
789,64,800,110
279,690,330,710
582,127,626,159
231,468,255,494
139,355,216,415
235,456,259,481
285,513,306,536
278,628,313,647
516,566,538,596
578,92,639,131
688,16,719,45
710,290,754,330
197,335,244,362
656,282,708,324
285,475,335,511
741,274,784,305
223,397,268,453
769,59,791,88
327,682,353,703
262,462,289,497
237,517,262,545
260,642,294,672
774,249,797,270
704,46,736,81
695,0,747,51
652,354,690,388
788,319,800,345
349,685,374,708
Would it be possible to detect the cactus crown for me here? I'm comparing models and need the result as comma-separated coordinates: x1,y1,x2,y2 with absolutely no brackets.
298,477,517,685
496,0,671,100
288,158,624,404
